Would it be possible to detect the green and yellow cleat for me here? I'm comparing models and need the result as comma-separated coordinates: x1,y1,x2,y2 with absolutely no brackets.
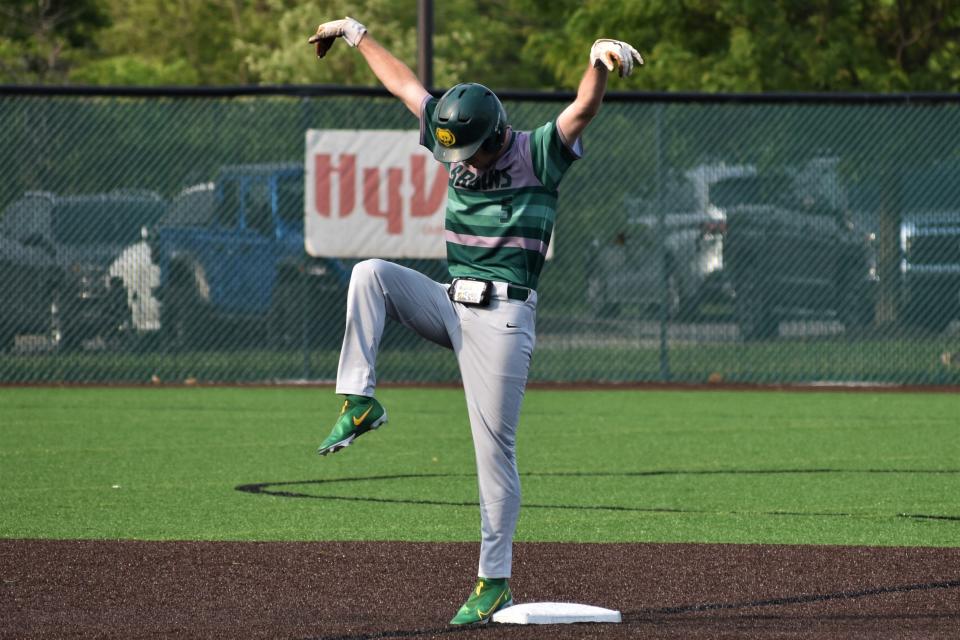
449,577,513,625
317,395,387,456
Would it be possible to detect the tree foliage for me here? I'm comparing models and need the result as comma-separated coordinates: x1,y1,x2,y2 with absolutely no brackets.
1,0,958,91
0,0,107,82
527,0,960,92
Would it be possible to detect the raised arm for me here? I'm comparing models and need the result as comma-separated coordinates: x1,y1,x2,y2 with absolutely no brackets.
309,17,430,118
356,36,430,117
557,39,644,145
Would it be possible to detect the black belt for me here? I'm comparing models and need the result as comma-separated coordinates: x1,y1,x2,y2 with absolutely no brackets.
507,285,531,301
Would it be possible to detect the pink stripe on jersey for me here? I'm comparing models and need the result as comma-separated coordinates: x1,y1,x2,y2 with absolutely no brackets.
445,230,548,255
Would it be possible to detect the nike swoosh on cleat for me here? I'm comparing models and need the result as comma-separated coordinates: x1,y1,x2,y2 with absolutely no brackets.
352,406,374,426
477,591,509,619
505,323,519,328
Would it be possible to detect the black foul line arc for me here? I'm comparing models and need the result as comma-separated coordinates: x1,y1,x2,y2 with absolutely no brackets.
235,469,960,523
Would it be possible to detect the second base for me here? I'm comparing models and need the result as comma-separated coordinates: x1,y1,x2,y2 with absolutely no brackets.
491,602,622,624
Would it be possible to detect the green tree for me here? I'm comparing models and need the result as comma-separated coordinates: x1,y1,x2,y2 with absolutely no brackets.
0,0,107,83
235,0,551,89
68,0,254,85
4,0,960,91
525,0,960,92
235,0,417,86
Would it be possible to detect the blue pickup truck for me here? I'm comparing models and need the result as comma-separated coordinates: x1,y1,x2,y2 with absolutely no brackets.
151,163,350,348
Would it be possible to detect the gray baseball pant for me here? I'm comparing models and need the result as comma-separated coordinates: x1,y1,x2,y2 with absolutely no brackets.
336,259,537,579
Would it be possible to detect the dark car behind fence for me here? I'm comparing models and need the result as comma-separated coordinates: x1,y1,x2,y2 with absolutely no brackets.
1,86,959,385
0,190,166,351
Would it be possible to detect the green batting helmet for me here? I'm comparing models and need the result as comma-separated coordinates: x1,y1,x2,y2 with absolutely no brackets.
431,83,508,163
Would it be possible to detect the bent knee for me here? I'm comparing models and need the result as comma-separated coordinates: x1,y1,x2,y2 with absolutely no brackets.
351,259,389,283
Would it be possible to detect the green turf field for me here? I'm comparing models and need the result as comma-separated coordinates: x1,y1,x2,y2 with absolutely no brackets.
1,386,958,546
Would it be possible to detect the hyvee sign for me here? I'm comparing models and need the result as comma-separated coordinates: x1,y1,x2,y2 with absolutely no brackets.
305,130,448,258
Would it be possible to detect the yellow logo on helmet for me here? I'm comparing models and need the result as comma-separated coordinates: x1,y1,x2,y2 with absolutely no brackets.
436,128,456,147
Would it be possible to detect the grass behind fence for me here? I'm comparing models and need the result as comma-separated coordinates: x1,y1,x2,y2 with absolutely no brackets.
3,331,959,384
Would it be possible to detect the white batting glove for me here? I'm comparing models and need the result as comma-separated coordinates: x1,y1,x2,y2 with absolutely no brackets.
590,39,644,77
309,16,367,55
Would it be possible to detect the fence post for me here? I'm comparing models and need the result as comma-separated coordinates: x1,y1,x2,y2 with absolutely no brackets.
299,96,313,381
655,103,671,381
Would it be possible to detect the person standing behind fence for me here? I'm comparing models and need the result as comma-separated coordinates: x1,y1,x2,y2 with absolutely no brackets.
308,16,643,625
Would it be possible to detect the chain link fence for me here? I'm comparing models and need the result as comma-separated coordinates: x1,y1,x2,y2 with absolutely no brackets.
2,87,960,385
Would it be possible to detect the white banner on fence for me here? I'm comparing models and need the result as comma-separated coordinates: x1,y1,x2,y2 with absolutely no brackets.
304,129,448,258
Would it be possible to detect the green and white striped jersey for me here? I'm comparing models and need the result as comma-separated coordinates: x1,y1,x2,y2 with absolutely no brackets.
420,96,582,291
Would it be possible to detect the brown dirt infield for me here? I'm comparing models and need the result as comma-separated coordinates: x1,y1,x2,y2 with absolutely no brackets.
2,540,958,639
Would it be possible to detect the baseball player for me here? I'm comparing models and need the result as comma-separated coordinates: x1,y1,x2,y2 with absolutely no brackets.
310,17,642,625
